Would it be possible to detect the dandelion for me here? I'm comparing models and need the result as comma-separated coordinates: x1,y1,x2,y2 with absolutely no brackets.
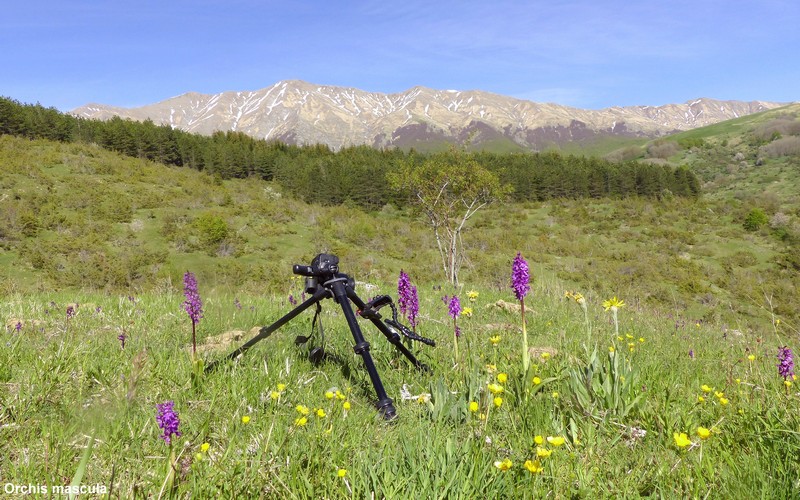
155,401,181,445
183,271,204,356
602,296,625,337
241,415,251,424
467,290,479,302
777,346,794,380
511,252,531,372
524,459,543,473
494,458,512,471
673,432,693,449
696,427,711,440
546,436,565,447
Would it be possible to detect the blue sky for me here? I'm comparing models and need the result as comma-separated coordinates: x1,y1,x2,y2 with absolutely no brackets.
3,0,798,111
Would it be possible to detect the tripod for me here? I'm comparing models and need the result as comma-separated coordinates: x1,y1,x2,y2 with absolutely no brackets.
205,254,435,420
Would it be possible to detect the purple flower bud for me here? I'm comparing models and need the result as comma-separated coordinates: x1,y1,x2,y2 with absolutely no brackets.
118,333,126,349
288,294,297,306
14,322,22,333
511,252,530,302
155,400,181,445
397,271,419,328
778,346,794,379
448,296,461,320
66,306,76,319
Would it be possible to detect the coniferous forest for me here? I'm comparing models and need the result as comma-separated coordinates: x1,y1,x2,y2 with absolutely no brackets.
0,96,700,208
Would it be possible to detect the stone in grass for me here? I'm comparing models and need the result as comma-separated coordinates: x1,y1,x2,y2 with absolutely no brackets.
188,327,260,354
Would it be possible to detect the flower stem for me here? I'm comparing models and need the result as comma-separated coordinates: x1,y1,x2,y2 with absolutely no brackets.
521,299,529,373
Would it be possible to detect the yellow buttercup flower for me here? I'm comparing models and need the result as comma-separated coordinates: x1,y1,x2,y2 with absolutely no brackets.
524,460,543,473
325,391,334,399
270,391,281,401
719,397,729,406
469,401,479,412
489,336,501,346
673,432,692,448
343,401,351,410
276,383,286,391
551,392,559,399
294,416,308,427
337,469,347,478
494,458,512,471
316,408,326,418
497,373,508,384
241,415,251,424
536,447,552,458
532,377,542,385
714,391,724,399
200,442,210,453
461,307,473,317
700,385,712,393
696,427,711,440
296,404,310,415
747,354,756,362
488,383,504,395
467,290,479,302
546,436,565,447
493,397,503,408
541,352,551,360
534,435,544,445
698,396,705,403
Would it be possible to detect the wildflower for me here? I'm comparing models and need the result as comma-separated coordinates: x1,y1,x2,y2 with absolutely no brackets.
534,435,544,445
296,404,310,416
551,392,559,399
241,415,251,424
397,271,419,328
493,396,503,408
488,383,504,395
270,391,281,401
714,391,724,399
469,401,479,413
524,459,543,473
701,384,712,393
489,335,501,346
183,271,204,355
673,432,692,449
201,443,210,453
288,294,297,306
14,321,22,333
461,307,473,318
497,373,508,384
546,436,565,447
689,349,695,359
747,354,756,362
602,296,625,312
532,377,542,385
155,401,181,445
494,458,513,471
294,416,308,427
541,352,551,360
343,401,351,411
467,290,479,302
696,427,711,440
337,469,347,478
608,346,615,353
511,252,531,372
118,333,126,349
777,346,794,379
325,391,335,400
66,305,76,319
638,337,645,343
785,380,793,388
449,295,462,360
316,408,326,418
698,396,705,403
719,397,729,406
536,447,552,458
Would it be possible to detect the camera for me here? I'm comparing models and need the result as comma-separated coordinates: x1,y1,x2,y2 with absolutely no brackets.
293,253,339,278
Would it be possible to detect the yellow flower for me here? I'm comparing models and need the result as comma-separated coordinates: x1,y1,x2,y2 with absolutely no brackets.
617,336,624,341
714,391,724,399
294,416,308,427
200,442,210,453
536,447,552,458
626,334,634,339
534,435,544,445
337,468,347,478
241,416,251,424
546,436,565,447
336,390,345,400
489,336,501,346
747,354,755,362
270,390,281,401
469,401,479,412
696,427,711,440
343,401,351,410
698,396,705,403
277,383,286,392
325,391,334,399
719,397,729,406
638,337,645,343
485,363,497,373
735,378,741,384
524,459,543,473
532,377,542,385
467,290,479,302
673,432,692,448
461,307,473,318
602,296,625,312
541,352,551,360
497,373,508,384
551,392,559,399
316,408,326,418
493,397,503,408
296,404,310,415
700,385,712,393
784,380,792,388
608,346,615,353
195,452,203,461
488,383,504,395
494,458,513,471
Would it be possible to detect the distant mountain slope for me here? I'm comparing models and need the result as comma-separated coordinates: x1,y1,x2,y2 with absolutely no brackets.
73,80,787,151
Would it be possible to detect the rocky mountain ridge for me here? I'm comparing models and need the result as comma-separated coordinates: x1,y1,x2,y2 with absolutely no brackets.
73,80,786,151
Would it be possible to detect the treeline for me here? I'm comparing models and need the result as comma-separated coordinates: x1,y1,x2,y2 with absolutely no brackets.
1,96,700,206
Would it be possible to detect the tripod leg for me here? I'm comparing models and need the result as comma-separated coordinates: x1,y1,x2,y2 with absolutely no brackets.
329,279,397,420
346,287,429,371
205,287,331,373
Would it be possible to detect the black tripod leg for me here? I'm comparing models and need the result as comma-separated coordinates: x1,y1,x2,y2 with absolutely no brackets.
346,287,429,371
204,287,331,373
329,279,397,420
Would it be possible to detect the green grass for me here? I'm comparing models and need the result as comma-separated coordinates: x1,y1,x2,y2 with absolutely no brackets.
1,283,797,497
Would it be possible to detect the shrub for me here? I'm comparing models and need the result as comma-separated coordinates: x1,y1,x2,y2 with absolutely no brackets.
760,137,800,157
743,208,769,231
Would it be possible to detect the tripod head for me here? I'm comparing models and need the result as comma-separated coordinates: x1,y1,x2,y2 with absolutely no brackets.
293,253,355,296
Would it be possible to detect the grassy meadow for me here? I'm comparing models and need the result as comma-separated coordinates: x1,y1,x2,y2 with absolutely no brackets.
1,105,800,497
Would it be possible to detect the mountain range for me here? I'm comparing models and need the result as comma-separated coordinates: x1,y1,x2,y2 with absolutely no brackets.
72,80,787,151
